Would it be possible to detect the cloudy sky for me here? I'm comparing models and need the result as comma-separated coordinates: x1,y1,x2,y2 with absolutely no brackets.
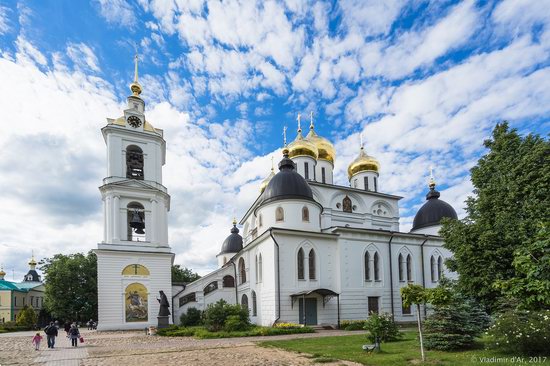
0,0,549,280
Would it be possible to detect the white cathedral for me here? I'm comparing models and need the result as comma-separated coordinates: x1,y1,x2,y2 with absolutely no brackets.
95,59,458,330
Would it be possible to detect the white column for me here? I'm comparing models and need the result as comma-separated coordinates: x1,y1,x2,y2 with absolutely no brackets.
150,199,157,243
113,196,120,241
102,199,107,242
106,196,112,242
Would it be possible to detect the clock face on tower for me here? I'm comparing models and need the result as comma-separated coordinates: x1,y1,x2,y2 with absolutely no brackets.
127,115,142,128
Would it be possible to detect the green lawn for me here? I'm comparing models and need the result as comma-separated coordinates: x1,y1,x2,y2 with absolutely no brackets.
259,331,550,365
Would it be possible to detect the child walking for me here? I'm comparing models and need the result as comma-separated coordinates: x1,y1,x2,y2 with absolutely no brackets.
32,333,43,350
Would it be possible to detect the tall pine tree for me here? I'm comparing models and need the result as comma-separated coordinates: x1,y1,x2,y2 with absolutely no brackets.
441,122,549,312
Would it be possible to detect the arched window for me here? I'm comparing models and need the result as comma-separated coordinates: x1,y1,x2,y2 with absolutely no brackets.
302,206,309,222
437,256,443,280
222,275,235,288
252,291,257,316
238,258,246,284
343,196,352,213
309,249,316,280
406,254,412,282
127,202,145,241
398,254,404,282
203,281,218,295
430,256,436,282
126,145,144,180
374,252,380,281
297,248,305,280
276,207,284,222
241,294,248,309
258,254,263,283
364,251,371,281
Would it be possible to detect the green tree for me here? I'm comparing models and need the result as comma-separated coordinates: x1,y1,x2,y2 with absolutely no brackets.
495,224,550,309
441,122,550,312
40,251,97,322
16,305,38,327
172,264,200,283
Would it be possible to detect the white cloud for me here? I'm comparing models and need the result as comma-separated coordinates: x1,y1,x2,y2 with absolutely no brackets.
66,43,100,72
95,0,137,27
0,6,10,35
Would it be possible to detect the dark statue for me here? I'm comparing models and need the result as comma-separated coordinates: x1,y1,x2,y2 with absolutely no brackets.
157,290,170,317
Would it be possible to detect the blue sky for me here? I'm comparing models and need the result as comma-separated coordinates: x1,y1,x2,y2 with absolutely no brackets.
0,0,549,279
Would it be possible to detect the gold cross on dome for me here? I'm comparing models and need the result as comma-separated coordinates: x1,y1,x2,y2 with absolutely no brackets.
296,113,302,131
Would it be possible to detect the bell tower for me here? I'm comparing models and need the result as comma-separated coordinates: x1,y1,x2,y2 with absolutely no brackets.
94,55,174,330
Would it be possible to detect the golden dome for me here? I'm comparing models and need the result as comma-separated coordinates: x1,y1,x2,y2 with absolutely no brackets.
130,53,142,96
260,167,275,193
347,146,380,179
287,129,319,160
28,256,37,267
0,266,5,277
306,128,335,164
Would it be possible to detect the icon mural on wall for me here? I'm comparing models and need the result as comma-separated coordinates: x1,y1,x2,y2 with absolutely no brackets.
125,283,148,322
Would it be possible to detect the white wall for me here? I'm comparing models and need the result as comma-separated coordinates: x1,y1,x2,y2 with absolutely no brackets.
95,250,174,331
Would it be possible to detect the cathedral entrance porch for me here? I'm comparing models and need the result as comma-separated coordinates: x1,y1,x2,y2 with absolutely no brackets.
290,288,340,328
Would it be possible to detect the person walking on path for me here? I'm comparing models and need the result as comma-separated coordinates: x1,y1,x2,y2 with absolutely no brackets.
44,322,58,349
32,332,43,351
64,322,71,335
68,324,80,347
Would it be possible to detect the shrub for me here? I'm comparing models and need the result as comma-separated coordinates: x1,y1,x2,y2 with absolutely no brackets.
340,320,366,331
273,322,303,329
180,307,202,327
0,321,31,332
364,313,401,343
224,314,250,332
203,299,250,332
16,306,37,328
487,309,550,355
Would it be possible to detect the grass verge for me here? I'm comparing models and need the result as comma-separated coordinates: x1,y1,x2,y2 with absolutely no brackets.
259,331,550,366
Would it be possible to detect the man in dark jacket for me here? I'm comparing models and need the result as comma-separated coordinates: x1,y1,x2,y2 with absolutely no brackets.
44,321,58,349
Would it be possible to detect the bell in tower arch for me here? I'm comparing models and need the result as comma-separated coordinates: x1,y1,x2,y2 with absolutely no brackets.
129,210,145,234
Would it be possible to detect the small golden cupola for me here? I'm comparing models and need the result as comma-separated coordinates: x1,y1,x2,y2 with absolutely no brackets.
305,112,336,164
347,134,381,191
287,114,319,160
260,157,276,193
0,265,6,280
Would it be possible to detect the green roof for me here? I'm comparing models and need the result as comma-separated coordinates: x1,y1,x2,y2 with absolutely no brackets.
0,280,27,292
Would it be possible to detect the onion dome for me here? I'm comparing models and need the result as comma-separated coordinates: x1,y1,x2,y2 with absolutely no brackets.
412,178,457,231
259,150,315,206
0,265,5,280
287,128,318,160
347,145,380,179
306,119,335,164
260,159,276,193
219,219,243,255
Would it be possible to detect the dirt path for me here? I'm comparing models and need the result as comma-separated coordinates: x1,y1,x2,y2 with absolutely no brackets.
0,329,363,366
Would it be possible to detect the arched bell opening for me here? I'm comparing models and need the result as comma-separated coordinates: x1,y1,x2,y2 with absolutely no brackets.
127,202,145,241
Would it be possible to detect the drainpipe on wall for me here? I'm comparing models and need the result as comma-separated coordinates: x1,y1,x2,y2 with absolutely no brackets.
269,229,281,326
231,261,238,304
420,237,428,318
387,233,395,321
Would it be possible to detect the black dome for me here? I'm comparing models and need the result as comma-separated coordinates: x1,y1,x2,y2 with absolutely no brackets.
23,270,41,282
412,186,457,231
219,224,243,255
259,153,315,206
